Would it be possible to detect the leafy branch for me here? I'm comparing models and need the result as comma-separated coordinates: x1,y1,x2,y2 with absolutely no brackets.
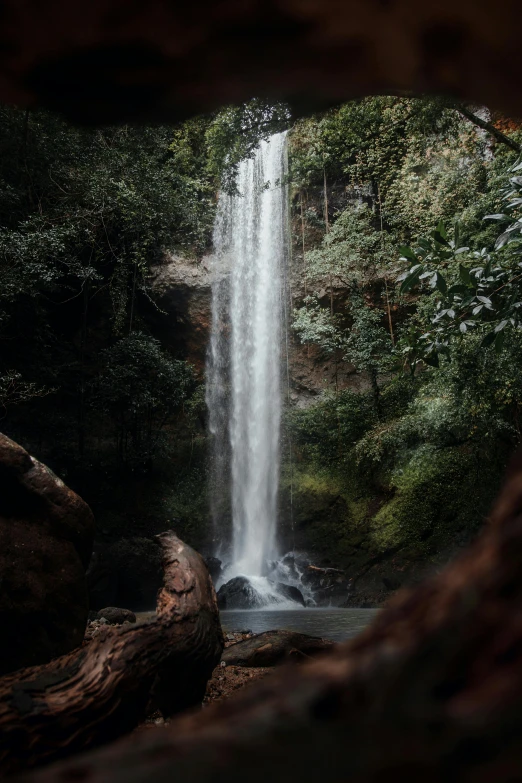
397,161,522,371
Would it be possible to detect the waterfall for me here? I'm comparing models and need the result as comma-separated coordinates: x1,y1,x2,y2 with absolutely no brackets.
207,131,288,583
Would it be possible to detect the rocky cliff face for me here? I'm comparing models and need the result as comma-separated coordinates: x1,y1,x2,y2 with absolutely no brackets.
151,251,364,401
150,254,214,375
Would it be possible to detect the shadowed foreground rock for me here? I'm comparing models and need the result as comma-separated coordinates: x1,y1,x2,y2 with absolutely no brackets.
0,433,95,676
1,0,522,124
16,453,522,783
0,531,223,777
222,630,334,667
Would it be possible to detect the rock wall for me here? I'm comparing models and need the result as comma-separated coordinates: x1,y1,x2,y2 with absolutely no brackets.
150,254,214,375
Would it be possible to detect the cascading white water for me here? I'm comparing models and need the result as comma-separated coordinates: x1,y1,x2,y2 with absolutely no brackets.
207,132,288,586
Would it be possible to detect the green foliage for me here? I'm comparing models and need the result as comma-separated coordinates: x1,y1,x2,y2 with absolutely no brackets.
205,100,290,193
304,203,394,285
292,295,344,355
370,445,504,553
343,296,394,379
92,332,193,464
0,370,53,410
288,389,376,466
397,161,522,368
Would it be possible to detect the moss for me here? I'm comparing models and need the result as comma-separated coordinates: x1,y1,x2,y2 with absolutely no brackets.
279,437,508,573
279,464,374,567
370,444,507,555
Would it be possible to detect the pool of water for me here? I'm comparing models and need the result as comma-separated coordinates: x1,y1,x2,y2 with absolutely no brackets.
220,608,379,643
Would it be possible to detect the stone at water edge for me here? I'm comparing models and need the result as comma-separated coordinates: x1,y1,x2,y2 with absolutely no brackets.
96,607,136,625
222,630,335,667
217,576,306,609
274,583,305,606
0,433,95,675
217,576,266,610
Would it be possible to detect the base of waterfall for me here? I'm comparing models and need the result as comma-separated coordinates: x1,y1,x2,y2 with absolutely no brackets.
212,551,356,609
216,576,305,610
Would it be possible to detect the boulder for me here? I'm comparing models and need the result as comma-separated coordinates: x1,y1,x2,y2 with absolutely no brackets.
0,433,95,675
96,607,136,625
217,576,265,610
274,582,305,606
221,630,335,667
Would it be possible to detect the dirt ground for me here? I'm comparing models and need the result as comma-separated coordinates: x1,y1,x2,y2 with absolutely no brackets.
134,630,275,730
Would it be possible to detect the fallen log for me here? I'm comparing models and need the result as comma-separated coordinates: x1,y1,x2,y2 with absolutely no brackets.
0,531,223,777
15,453,522,783
222,630,334,667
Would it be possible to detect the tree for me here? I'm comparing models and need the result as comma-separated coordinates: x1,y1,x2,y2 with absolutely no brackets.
91,333,193,465
397,160,522,370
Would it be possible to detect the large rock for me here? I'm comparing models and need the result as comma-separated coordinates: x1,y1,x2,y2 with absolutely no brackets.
222,630,334,667
217,576,265,610
0,433,95,675
217,576,306,609
274,582,305,606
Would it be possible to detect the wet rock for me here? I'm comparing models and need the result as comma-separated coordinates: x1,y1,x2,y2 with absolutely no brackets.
0,433,95,675
97,607,136,625
205,556,223,584
274,582,305,606
300,564,352,606
217,576,265,610
222,630,335,667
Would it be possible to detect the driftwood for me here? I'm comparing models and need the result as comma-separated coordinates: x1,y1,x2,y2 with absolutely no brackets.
222,630,334,667
15,454,522,783
0,532,223,777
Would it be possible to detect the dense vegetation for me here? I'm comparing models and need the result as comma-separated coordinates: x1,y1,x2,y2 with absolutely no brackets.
1,96,521,591
0,102,285,547
285,97,522,585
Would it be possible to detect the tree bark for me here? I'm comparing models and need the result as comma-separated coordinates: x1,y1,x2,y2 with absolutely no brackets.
0,532,223,777
15,453,522,783
456,103,522,153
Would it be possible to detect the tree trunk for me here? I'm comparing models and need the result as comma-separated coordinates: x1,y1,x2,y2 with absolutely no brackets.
0,532,223,777
16,454,522,783
456,103,522,153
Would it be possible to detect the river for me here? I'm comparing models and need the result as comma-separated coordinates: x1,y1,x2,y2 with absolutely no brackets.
220,607,379,643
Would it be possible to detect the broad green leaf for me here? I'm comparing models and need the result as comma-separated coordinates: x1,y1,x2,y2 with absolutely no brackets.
495,329,506,353
447,284,467,296
423,352,439,368
459,265,473,286
436,219,448,241
435,272,447,295
400,265,423,294
398,245,417,262
481,331,496,348
454,220,461,249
